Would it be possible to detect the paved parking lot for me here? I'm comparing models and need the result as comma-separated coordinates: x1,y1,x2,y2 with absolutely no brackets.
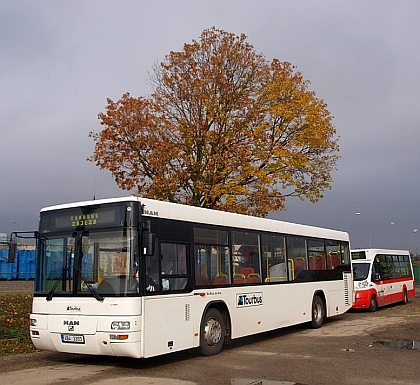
1,295,420,385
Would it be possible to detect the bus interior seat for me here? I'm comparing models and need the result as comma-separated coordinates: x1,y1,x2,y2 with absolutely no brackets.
246,273,261,283
327,253,339,269
212,274,229,285
240,267,254,277
233,273,246,284
294,257,307,270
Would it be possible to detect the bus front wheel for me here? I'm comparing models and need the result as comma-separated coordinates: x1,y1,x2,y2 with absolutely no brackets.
310,295,325,329
200,308,225,356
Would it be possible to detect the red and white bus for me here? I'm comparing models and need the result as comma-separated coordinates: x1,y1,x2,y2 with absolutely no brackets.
351,248,416,311
14,196,353,358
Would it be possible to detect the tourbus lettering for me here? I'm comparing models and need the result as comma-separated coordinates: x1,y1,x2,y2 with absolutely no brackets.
237,293,263,307
66,306,81,311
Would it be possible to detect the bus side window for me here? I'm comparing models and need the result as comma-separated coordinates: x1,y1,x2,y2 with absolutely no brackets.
145,256,160,291
287,236,307,280
160,243,190,291
372,264,381,281
232,231,261,282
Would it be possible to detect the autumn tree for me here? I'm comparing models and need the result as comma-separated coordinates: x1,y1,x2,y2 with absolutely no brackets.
89,27,339,216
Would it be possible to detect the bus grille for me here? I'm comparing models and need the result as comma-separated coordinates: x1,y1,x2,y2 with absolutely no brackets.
343,274,350,306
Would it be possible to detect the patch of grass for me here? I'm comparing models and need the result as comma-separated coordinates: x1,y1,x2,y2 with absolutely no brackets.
0,294,36,356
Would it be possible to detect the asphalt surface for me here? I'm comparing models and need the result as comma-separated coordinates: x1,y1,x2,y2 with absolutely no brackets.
1,295,420,385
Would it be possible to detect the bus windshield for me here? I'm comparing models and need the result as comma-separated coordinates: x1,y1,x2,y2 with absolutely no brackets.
36,228,139,297
353,263,370,281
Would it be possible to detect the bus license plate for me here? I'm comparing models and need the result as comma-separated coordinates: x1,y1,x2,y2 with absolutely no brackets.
61,334,85,344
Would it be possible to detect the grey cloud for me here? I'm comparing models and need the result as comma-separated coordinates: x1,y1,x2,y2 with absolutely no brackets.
1,0,420,254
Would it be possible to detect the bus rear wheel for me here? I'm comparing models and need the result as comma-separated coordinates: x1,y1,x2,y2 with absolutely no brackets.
200,308,225,356
368,295,377,312
402,289,408,304
310,295,325,329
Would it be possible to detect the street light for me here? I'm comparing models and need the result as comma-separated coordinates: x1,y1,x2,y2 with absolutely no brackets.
355,212,372,248
390,221,404,248
10,220,20,230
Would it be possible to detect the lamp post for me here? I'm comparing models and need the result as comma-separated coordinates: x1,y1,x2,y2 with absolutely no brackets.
355,212,372,248
390,221,404,249
413,229,419,258
9,220,20,250
10,220,20,231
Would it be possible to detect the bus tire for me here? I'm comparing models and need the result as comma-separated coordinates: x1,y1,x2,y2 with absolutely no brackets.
310,295,325,329
402,288,408,304
368,295,377,312
200,308,225,356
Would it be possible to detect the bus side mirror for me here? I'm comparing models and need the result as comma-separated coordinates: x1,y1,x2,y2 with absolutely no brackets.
142,233,155,256
372,273,381,281
8,241,17,263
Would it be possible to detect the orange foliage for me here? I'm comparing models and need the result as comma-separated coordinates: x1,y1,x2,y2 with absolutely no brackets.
89,27,339,216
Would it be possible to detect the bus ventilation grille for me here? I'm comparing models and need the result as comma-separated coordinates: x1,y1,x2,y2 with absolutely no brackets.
343,274,350,306
185,304,190,322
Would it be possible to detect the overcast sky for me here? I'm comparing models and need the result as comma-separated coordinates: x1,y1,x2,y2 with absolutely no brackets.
1,0,420,254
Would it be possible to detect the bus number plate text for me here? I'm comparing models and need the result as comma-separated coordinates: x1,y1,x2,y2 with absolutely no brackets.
61,334,85,344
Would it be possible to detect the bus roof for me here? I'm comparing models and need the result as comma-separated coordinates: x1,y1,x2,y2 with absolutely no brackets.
41,196,350,241
351,248,410,261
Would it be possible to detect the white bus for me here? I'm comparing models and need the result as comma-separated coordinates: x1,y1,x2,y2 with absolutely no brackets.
21,196,353,358
351,248,416,312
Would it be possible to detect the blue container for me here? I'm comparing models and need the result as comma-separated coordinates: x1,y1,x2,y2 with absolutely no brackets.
17,250,36,280
0,249,18,280
82,253,94,280
46,251,64,279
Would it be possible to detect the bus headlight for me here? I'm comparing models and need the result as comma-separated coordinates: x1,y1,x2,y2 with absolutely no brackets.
111,321,130,330
30,318,37,327
357,281,368,289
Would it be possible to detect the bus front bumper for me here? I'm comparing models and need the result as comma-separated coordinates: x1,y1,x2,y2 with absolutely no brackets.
352,289,374,309
30,329,142,358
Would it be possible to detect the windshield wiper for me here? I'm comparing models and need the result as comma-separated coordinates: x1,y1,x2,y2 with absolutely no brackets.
46,272,64,301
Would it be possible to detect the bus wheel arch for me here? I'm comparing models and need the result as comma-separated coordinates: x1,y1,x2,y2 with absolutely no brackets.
199,302,231,356
310,292,326,329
